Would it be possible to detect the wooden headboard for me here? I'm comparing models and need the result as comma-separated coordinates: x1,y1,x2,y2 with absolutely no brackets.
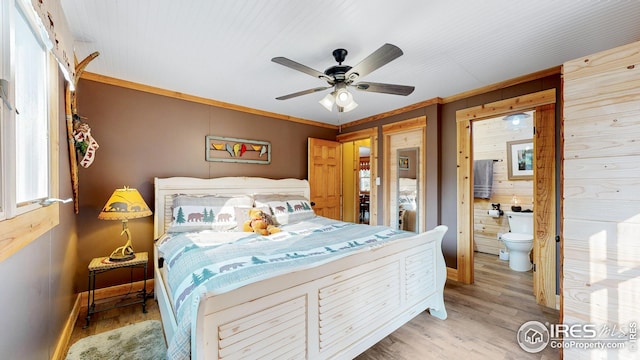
153,177,310,238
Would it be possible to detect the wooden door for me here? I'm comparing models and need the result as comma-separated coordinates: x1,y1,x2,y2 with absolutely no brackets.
532,103,556,306
308,138,341,220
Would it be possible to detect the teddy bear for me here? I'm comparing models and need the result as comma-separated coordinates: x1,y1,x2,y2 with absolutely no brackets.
242,208,280,236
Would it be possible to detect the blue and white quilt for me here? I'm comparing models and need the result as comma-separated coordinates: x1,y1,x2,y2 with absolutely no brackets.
157,216,412,359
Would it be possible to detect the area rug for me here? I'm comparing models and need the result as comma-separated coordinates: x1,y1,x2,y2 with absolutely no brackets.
66,320,166,360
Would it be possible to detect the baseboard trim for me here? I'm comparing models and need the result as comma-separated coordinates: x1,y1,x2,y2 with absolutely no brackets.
51,293,81,360
446,266,458,282
52,279,155,360
78,279,155,308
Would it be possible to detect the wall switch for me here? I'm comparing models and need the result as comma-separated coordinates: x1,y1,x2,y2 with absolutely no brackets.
375,177,381,186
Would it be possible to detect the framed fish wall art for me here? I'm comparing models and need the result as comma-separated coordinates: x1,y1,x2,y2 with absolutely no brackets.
205,135,271,164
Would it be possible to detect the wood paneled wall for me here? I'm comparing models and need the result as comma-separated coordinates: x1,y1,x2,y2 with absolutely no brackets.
472,116,533,255
563,40,640,359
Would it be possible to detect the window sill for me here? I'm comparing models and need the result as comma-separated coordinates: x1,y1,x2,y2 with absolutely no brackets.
0,203,59,262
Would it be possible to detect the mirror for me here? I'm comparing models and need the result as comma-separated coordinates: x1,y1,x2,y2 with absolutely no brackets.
397,148,418,232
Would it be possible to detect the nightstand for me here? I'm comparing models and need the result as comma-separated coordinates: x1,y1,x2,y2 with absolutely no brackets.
84,252,148,328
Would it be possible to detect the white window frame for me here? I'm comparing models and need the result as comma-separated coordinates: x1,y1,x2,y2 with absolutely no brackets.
0,0,60,263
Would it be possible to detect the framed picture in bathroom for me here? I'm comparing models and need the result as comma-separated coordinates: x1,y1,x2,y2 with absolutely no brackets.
507,139,533,180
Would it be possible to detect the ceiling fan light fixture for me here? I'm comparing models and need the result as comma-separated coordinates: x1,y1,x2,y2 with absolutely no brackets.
334,84,353,107
335,89,351,105
503,112,531,125
319,83,357,112
338,99,358,113
273,44,411,114
319,92,335,111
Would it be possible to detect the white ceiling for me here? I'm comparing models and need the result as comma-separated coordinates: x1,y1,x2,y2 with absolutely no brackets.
60,0,640,126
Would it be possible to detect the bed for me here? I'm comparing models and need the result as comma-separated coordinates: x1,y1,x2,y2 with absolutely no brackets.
153,176,447,360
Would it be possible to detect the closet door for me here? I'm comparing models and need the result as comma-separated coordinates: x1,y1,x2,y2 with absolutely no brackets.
308,138,342,220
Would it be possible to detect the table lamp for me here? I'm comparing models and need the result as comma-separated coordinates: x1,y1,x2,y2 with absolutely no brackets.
98,187,152,261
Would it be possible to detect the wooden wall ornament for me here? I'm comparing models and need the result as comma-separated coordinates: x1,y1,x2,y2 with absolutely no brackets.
206,135,271,164
65,52,100,213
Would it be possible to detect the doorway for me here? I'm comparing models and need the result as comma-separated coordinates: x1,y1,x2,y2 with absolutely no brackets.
471,112,534,285
357,143,371,224
456,89,558,308
336,127,378,226
382,116,427,233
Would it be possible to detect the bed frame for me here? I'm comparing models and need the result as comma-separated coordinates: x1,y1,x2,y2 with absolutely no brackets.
153,176,448,360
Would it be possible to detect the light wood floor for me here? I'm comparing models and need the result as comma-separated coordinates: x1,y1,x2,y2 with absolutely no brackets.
66,252,559,359
357,252,559,360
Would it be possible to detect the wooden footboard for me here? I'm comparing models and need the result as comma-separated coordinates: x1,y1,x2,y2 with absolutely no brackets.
190,225,447,360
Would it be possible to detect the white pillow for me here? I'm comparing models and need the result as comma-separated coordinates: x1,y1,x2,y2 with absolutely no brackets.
168,194,254,232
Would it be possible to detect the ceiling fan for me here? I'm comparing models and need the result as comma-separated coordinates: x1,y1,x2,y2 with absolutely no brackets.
272,43,415,112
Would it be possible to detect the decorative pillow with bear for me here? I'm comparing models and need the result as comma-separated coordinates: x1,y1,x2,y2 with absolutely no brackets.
253,194,315,225
168,194,254,232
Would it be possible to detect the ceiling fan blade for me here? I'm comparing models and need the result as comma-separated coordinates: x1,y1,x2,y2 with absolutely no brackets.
271,57,329,80
353,82,415,96
345,43,404,81
276,86,332,100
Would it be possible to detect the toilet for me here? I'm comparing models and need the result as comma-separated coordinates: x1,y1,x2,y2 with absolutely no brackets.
502,211,534,271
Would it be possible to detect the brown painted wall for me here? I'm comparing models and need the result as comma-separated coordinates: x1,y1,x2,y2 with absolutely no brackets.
340,75,560,268
0,76,78,359
74,79,337,291
74,73,560,285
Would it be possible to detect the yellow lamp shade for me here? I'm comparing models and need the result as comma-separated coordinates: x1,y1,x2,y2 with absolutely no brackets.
98,187,152,261
98,187,152,221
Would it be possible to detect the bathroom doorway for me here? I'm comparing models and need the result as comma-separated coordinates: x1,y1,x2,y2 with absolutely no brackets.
456,89,558,309
471,112,534,280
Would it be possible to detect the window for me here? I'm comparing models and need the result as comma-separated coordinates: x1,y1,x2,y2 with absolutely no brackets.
359,159,370,192
359,168,371,192
0,0,60,262
15,5,50,207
